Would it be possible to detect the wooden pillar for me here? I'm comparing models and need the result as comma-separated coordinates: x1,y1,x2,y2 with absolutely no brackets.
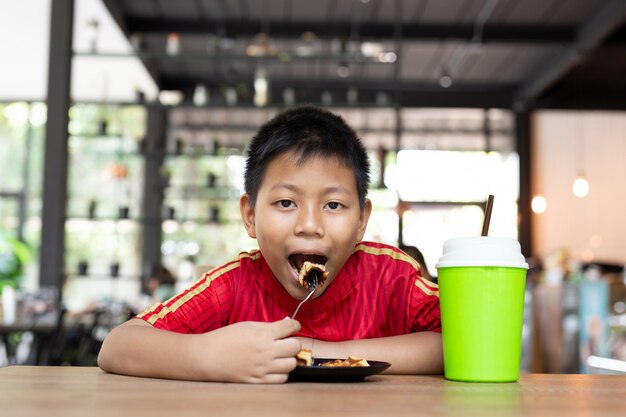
39,0,74,299
515,110,533,258
140,105,167,293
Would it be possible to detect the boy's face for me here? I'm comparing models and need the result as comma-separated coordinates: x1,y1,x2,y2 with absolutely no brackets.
240,151,372,300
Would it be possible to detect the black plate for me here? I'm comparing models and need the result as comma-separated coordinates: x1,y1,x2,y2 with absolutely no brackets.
289,358,391,382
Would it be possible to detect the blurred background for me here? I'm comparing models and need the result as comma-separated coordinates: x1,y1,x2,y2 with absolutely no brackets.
0,0,625,373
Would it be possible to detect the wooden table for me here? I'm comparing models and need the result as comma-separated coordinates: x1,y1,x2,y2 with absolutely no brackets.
1,366,625,417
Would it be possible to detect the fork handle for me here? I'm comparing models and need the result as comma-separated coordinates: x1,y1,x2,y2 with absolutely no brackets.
291,288,316,320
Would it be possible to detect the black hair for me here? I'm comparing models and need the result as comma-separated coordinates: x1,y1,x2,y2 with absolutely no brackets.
151,265,176,286
399,244,435,282
244,105,370,209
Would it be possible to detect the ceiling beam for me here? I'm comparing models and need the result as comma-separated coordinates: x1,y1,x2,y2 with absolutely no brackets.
159,75,514,108
535,82,626,110
101,0,161,85
395,89,512,109
515,0,626,106
125,18,575,44
161,74,514,92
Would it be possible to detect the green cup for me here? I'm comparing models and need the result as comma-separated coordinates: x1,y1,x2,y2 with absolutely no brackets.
436,237,528,382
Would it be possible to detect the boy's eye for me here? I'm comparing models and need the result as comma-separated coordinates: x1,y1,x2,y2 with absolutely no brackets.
278,200,294,208
326,201,341,210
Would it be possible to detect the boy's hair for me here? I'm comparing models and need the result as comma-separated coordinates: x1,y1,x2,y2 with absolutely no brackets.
244,105,370,209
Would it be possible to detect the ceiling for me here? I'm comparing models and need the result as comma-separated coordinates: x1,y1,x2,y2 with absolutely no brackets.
100,0,626,110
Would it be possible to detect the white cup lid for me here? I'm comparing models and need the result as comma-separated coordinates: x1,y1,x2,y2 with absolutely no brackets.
435,237,529,269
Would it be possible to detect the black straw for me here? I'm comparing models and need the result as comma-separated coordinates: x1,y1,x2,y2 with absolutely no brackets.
481,195,494,236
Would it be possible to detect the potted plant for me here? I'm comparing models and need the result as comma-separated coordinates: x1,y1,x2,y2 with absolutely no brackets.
116,173,133,220
109,261,120,278
118,205,130,219
159,166,172,188
174,137,184,155
207,172,217,188
161,205,176,220
0,235,30,290
78,260,89,276
88,198,98,219
209,206,220,224
97,118,108,135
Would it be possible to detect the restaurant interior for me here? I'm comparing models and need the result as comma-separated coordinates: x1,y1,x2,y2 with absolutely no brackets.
1,0,625,375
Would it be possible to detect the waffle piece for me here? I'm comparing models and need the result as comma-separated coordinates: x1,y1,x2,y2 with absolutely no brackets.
296,348,313,367
320,355,370,367
298,261,328,290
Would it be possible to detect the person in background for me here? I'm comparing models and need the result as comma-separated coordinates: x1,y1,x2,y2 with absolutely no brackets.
400,245,436,283
98,106,442,383
147,265,177,303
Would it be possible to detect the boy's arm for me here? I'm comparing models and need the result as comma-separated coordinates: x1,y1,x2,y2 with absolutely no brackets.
296,332,443,374
98,317,302,383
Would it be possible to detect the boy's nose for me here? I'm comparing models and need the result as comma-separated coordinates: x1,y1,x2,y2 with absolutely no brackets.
294,205,324,237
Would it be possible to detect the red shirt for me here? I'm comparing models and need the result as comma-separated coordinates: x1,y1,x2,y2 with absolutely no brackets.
138,241,441,340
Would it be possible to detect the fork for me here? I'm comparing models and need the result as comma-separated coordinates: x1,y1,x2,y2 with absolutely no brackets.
291,272,319,320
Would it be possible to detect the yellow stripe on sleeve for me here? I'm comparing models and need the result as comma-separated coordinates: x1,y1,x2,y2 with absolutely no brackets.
354,242,422,274
143,250,262,324
414,277,439,297
353,243,439,297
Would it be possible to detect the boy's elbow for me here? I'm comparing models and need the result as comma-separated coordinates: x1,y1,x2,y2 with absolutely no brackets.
417,331,443,375
431,332,444,374
97,319,153,374
97,324,129,372
97,352,107,371
97,339,114,372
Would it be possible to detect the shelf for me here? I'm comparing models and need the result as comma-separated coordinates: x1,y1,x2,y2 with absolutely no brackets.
170,124,260,132
0,191,23,199
65,216,143,222
68,99,413,110
163,150,242,158
168,123,512,136
164,185,240,200
161,218,231,225
73,50,388,64
69,133,140,139
67,273,142,280
164,185,237,190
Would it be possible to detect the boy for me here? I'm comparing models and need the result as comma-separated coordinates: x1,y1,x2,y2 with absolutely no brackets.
98,106,442,383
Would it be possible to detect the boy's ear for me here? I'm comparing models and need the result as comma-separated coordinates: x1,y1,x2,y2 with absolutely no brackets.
240,194,257,238
356,198,373,241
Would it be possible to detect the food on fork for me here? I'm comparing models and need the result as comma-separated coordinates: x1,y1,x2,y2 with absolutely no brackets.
320,356,370,368
298,261,328,290
296,348,313,367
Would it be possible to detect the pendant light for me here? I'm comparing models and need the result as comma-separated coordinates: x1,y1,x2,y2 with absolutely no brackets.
572,115,589,198
572,175,589,198
531,194,547,214
253,67,269,107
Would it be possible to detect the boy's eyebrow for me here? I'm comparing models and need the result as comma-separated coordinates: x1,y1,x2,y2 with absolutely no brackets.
269,183,300,192
270,183,352,195
323,185,352,195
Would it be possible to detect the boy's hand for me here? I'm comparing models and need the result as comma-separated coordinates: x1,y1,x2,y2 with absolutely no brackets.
203,318,302,383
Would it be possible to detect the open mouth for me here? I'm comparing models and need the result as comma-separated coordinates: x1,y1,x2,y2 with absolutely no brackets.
288,254,329,290
288,254,327,276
